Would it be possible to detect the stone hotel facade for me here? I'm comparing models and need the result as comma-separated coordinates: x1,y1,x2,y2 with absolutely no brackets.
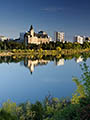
24,25,50,45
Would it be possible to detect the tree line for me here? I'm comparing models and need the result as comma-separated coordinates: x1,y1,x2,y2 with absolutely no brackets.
0,41,90,50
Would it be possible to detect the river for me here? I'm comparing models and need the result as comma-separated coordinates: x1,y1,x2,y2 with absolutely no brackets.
0,55,90,104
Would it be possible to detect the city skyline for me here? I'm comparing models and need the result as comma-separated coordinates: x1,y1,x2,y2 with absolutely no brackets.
0,0,90,41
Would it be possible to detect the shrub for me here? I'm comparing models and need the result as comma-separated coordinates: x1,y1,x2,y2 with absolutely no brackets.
53,104,81,120
30,101,44,120
0,110,17,120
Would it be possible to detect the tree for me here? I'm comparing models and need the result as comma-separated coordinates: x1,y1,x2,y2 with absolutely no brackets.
82,42,90,49
2,100,17,116
63,42,73,49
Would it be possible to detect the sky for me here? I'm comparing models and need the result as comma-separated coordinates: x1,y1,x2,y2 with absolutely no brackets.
0,0,90,41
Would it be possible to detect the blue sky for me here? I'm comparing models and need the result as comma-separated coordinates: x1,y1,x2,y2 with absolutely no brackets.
0,0,90,41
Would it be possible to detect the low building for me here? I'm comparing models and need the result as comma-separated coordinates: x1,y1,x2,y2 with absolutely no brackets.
24,25,50,45
74,36,85,44
55,32,64,43
85,37,90,42
0,36,8,41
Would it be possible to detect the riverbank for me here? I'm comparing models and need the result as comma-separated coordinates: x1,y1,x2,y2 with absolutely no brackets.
0,48,90,56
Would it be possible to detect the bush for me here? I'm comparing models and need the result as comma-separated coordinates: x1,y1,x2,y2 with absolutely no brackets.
30,101,44,120
0,110,17,120
53,104,81,120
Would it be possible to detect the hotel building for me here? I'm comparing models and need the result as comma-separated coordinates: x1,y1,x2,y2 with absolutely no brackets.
24,25,50,45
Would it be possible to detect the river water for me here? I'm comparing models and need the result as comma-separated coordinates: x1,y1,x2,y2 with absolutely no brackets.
0,55,90,105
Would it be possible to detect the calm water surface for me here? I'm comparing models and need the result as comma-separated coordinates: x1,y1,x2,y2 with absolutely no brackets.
0,56,90,105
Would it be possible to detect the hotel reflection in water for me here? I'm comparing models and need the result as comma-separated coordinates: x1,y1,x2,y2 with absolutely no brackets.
0,56,84,74
21,56,83,74
24,58,50,74
23,58,65,74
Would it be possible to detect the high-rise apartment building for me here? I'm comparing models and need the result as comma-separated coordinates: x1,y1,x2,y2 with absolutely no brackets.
55,32,64,42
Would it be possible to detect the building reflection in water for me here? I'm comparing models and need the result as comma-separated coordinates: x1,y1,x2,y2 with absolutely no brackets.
24,58,50,74
54,58,64,66
0,56,85,74
75,56,83,63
